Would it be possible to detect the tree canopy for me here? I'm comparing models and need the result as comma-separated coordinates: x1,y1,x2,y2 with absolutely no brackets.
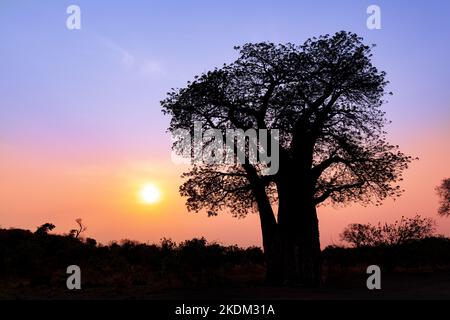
162,31,412,218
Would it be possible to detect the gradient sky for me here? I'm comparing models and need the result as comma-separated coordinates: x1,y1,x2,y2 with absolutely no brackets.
1,0,449,247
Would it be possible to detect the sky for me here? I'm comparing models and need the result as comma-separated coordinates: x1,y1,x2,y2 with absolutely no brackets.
0,0,449,247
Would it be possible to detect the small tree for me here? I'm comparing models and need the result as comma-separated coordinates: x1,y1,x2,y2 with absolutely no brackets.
69,218,87,239
35,223,55,236
85,237,97,247
436,178,450,216
341,215,436,247
340,223,379,247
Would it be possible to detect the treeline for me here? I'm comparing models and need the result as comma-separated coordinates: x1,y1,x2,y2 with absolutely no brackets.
1,216,450,293
323,237,450,279
0,227,264,289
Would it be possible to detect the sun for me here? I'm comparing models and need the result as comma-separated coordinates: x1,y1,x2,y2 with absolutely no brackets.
139,183,161,204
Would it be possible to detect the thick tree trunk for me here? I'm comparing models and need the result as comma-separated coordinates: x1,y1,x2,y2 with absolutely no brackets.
247,157,321,286
277,199,321,286
276,158,321,286
258,197,321,286
296,203,321,286
262,230,283,284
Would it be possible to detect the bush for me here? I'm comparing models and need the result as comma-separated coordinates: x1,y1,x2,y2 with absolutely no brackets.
0,226,265,290
340,215,436,247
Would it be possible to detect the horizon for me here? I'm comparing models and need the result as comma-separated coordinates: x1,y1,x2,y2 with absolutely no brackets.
1,0,449,248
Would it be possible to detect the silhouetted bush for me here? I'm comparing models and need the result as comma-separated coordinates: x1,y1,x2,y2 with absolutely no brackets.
0,227,265,290
1,223,449,293
323,236,450,279
34,223,55,236
340,215,436,247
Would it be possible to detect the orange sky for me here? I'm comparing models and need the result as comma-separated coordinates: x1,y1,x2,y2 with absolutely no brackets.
1,124,449,249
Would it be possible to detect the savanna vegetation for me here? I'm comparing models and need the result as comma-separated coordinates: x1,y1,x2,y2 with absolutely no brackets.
1,214,450,298
0,223,265,295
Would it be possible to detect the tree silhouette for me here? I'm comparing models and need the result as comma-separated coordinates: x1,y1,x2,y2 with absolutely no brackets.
69,218,87,239
162,31,412,285
35,223,56,236
341,215,436,247
436,178,450,216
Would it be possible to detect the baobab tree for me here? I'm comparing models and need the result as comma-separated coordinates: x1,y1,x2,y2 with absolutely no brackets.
161,31,412,285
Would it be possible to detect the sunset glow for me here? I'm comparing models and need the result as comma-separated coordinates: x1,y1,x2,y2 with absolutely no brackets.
139,183,161,204
0,0,449,249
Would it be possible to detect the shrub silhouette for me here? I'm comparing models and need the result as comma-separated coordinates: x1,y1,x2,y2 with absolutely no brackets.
340,215,436,247
34,223,55,236
0,225,265,290
0,222,449,295
69,218,87,239
323,236,450,278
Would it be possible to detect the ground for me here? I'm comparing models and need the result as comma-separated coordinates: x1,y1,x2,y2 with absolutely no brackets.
2,271,449,300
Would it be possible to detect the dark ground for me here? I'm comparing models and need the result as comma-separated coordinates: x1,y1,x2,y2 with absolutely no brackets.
2,271,449,300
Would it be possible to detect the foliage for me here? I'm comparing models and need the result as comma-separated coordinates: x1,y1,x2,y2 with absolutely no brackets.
34,223,56,236
69,218,87,239
1,223,449,295
323,236,450,275
436,178,450,216
0,226,264,289
340,215,436,247
161,31,413,218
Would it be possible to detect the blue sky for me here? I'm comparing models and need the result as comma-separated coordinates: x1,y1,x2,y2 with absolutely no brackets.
1,0,449,155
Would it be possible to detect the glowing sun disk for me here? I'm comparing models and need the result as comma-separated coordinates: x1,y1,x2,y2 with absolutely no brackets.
139,184,161,204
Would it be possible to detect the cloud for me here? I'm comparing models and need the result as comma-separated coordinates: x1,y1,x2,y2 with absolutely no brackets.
140,60,166,77
98,36,136,67
98,35,166,77
121,51,135,67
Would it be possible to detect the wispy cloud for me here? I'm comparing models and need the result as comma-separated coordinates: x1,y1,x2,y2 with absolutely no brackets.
98,35,166,77
99,36,136,67
140,60,166,77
